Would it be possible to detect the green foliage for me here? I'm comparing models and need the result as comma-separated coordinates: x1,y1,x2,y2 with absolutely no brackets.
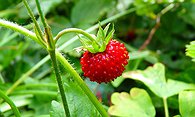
133,0,157,17
71,0,114,26
123,63,195,98
50,100,64,117
179,3,195,28
51,78,100,117
108,88,155,117
179,90,195,117
1,0,195,117
186,41,195,61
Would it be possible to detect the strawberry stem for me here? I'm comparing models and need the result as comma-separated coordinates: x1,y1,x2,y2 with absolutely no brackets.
0,19,47,48
54,28,100,46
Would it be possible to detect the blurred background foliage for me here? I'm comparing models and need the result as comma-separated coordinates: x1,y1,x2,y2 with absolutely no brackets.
0,0,195,117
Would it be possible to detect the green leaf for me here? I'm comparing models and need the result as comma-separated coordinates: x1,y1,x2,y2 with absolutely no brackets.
111,76,125,88
117,0,133,11
186,41,195,61
50,100,64,117
71,0,114,25
179,90,195,117
123,63,195,98
129,51,150,60
61,78,100,117
133,0,157,17
0,111,4,117
108,88,156,117
173,115,181,117
29,95,55,115
179,3,195,28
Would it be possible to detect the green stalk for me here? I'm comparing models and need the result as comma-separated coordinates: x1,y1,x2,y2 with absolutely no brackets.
48,50,70,117
159,3,174,17
0,19,47,48
56,51,109,117
22,0,45,41
0,90,21,117
54,28,97,44
35,0,55,49
35,0,47,28
36,1,69,115
163,97,169,117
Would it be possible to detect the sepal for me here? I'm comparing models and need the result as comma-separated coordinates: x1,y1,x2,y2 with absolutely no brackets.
79,23,115,53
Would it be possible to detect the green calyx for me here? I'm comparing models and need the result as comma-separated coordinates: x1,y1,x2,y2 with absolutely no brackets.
79,23,115,53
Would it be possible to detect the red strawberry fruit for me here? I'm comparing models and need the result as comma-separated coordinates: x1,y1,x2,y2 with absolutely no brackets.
79,24,129,83
80,39,129,83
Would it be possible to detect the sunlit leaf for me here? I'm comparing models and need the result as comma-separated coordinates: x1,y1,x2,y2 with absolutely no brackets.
186,41,195,61
50,100,64,117
179,90,195,117
108,88,155,117
123,63,195,98
71,0,114,25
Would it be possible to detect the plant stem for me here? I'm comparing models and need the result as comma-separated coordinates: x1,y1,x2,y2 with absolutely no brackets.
139,3,174,51
163,97,169,117
0,19,47,48
34,2,62,112
0,90,21,117
159,3,174,17
35,0,47,28
48,50,70,117
54,28,97,44
22,0,45,41
35,0,55,50
56,51,109,117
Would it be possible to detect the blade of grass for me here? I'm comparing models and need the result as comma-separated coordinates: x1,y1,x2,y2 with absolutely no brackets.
0,90,21,117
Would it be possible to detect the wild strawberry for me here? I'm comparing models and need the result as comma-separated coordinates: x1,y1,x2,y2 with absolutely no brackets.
79,24,129,83
80,39,129,83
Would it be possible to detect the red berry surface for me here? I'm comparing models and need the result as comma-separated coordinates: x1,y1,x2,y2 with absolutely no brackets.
80,40,129,83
